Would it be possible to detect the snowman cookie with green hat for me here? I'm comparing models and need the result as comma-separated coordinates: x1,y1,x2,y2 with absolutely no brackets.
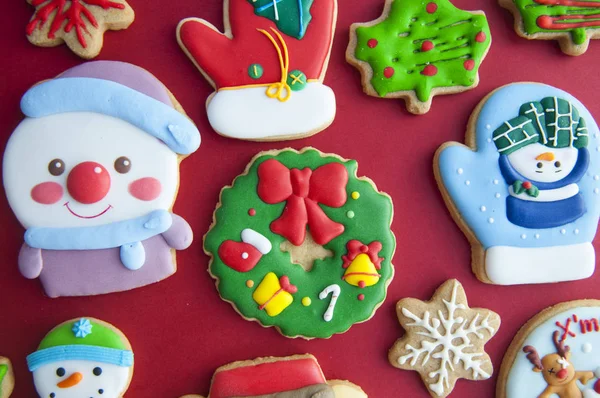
27,317,134,398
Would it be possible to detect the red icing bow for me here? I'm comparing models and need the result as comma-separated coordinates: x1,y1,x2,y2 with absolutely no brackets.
257,159,348,246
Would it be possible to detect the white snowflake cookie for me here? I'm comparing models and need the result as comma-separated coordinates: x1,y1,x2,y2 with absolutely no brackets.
388,279,500,398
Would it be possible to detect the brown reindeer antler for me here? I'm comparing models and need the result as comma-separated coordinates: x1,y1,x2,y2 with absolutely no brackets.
523,345,543,370
552,330,571,357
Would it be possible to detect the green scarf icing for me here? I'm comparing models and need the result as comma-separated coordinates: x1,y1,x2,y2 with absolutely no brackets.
204,149,396,339
248,0,314,39
511,0,600,45
353,0,491,102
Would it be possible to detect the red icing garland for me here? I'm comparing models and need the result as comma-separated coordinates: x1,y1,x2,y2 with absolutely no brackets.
27,0,125,48
534,0,600,6
537,14,600,30
342,240,384,270
257,159,348,246
209,357,326,398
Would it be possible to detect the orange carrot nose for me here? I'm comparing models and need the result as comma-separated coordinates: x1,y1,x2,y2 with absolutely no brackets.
57,372,83,388
535,152,555,161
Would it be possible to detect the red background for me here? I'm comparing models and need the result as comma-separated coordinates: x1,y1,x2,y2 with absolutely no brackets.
1,0,599,397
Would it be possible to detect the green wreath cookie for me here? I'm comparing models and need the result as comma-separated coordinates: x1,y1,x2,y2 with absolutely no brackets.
204,148,396,339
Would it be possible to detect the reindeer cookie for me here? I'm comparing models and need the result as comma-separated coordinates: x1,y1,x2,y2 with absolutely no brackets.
498,300,600,398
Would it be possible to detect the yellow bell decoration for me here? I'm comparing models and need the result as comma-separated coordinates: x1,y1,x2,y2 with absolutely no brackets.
252,272,297,317
342,240,384,288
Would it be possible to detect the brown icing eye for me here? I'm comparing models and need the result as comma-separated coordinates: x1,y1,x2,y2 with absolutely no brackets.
555,161,561,168
48,159,65,176
114,157,131,174
536,162,543,169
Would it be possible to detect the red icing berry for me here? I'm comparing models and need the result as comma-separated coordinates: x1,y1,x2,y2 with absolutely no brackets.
421,40,434,52
475,31,486,43
463,59,475,71
426,2,438,13
523,181,532,189
367,38,378,48
383,66,395,78
421,65,438,76
593,378,600,393
358,281,366,288
67,161,111,204
358,294,365,301
248,208,256,216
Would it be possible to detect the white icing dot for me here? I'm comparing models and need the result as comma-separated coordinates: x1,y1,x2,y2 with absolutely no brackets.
521,234,527,239
480,206,486,212
488,218,494,224
94,167,102,174
465,180,470,186
124,160,130,166
561,229,567,235
55,161,62,168
485,124,491,130
457,168,464,175
583,342,593,353
574,229,580,235
495,193,501,198
535,234,540,239
493,179,499,185
241,252,249,259
594,175,600,181
487,138,492,143
595,188,600,194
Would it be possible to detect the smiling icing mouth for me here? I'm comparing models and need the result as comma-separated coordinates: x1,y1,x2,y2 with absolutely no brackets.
64,202,112,219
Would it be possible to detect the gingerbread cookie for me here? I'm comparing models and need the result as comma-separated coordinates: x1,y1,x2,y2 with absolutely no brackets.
500,0,600,56
434,83,600,285
203,148,395,339
3,61,200,297
498,300,600,398
27,317,134,398
0,357,14,398
26,0,135,59
346,0,491,115
179,354,367,398
388,279,500,398
177,0,337,141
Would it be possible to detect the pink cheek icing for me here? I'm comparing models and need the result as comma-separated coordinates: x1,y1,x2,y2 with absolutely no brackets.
31,182,63,204
129,177,162,201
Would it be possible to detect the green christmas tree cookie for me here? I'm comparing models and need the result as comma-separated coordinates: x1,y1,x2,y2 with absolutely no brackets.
500,0,600,56
0,357,14,398
346,0,491,114
204,148,396,339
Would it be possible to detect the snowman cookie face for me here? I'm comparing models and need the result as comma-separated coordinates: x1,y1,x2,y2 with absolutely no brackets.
3,112,179,229
33,360,131,398
507,143,579,184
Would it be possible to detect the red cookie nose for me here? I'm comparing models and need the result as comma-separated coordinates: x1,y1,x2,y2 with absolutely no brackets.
556,369,568,380
67,162,111,204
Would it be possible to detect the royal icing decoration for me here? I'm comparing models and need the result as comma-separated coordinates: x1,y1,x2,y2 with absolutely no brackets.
0,357,14,398
347,0,491,114
177,0,337,140
501,0,600,55
435,83,600,285
3,61,200,298
26,0,135,59
389,280,500,398
498,300,600,398
179,354,367,398
27,317,134,398
204,148,395,338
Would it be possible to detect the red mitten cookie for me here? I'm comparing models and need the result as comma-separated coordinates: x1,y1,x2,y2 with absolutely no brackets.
177,0,337,141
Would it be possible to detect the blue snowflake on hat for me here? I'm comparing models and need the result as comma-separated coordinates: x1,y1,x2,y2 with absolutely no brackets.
436,83,600,285
27,317,134,398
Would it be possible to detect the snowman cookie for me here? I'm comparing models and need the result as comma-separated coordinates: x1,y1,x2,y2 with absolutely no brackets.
497,300,600,398
434,83,600,285
179,354,367,398
204,148,395,339
3,61,201,297
0,357,14,398
27,317,134,398
177,0,337,141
